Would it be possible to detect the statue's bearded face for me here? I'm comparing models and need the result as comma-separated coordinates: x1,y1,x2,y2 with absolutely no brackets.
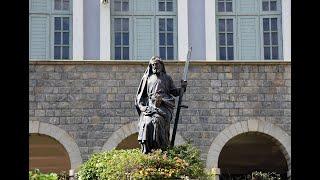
151,61,162,74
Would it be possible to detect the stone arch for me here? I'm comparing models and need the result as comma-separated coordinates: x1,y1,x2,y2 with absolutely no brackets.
206,120,291,176
29,121,83,170
102,121,186,151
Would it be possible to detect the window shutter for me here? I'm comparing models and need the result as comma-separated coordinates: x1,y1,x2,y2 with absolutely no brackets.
237,0,258,14
134,17,154,60
134,0,154,13
30,0,49,13
237,17,260,60
29,15,50,59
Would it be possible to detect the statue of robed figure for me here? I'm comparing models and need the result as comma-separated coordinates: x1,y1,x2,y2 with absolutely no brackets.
135,56,187,154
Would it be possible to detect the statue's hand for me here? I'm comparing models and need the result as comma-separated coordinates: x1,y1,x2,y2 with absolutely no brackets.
143,106,155,115
140,106,148,112
181,80,188,88
180,80,187,93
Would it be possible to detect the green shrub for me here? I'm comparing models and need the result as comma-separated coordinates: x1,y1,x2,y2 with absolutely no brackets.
29,169,70,180
77,143,213,180
29,169,58,180
57,171,69,180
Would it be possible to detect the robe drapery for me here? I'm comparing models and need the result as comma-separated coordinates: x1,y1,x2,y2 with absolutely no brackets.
135,58,180,151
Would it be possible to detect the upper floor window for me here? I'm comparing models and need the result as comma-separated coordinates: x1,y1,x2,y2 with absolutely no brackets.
218,0,233,12
159,0,173,12
216,0,282,60
114,0,129,12
262,0,278,11
29,0,72,60
54,0,70,11
111,0,177,60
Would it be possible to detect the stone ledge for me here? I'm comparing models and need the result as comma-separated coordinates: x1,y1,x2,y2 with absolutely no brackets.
29,60,291,66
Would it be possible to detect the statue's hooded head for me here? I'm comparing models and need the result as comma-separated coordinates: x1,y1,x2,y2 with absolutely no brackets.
148,56,166,76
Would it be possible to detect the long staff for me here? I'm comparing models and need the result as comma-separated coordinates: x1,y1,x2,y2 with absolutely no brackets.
170,47,192,147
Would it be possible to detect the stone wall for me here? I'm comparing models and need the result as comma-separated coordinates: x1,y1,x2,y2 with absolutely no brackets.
29,61,291,161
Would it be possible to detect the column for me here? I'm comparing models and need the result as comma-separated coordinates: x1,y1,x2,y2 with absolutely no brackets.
282,0,291,61
177,0,189,60
205,0,217,60
73,0,84,60
100,0,111,60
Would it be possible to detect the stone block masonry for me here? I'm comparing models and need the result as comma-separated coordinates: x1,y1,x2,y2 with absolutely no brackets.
29,61,291,162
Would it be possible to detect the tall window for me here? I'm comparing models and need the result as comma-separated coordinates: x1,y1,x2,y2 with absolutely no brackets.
216,0,282,60
111,0,177,60
29,0,72,60
114,18,129,60
159,18,174,60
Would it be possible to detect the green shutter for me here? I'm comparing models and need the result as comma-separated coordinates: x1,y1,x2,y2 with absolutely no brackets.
237,17,260,60
30,0,49,13
134,17,154,60
29,15,50,59
134,0,154,13
237,0,258,14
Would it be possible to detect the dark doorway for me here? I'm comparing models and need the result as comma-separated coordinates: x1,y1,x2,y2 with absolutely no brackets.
218,132,288,180
29,133,71,173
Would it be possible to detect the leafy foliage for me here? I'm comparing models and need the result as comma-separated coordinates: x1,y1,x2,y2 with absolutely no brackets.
29,169,58,180
29,169,70,180
77,143,213,180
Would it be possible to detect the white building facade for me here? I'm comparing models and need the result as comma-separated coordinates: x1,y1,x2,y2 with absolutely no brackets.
29,0,290,61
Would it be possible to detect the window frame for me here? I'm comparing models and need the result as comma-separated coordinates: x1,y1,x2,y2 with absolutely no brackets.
216,16,236,60
260,0,281,14
157,0,177,16
52,0,73,14
216,0,235,15
156,16,177,60
111,16,133,60
110,0,177,60
51,0,73,60
29,0,73,60
259,15,283,60
51,15,73,60
215,0,283,60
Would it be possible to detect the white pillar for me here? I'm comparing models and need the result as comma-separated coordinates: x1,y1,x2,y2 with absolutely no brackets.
100,0,111,60
177,0,189,60
205,0,217,60
282,0,291,61
72,0,84,60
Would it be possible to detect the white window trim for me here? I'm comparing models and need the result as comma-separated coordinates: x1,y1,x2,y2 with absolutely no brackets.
205,0,291,61
100,1,111,60
177,0,189,60
73,0,84,60
100,0,188,60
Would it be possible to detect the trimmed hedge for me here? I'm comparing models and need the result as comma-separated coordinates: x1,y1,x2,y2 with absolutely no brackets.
29,169,69,180
77,143,214,180
29,169,58,180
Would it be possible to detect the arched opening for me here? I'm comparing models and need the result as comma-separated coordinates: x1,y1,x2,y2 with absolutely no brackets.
29,133,71,173
218,132,288,179
116,132,140,150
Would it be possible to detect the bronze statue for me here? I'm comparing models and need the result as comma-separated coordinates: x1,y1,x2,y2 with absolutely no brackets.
135,56,187,154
